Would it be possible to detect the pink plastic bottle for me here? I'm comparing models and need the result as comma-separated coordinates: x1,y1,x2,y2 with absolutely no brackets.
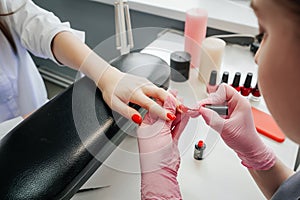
184,8,208,68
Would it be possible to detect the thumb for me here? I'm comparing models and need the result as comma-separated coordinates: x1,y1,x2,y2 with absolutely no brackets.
199,106,225,134
198,84,228,106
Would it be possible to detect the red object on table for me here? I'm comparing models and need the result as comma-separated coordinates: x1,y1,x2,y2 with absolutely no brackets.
251,107,285,143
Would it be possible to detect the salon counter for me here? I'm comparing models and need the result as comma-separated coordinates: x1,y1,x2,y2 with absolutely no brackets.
70,30,298,200
90,0,258,34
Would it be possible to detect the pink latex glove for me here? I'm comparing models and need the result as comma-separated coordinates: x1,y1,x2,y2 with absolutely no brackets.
137,93,195,200
199,84,276,170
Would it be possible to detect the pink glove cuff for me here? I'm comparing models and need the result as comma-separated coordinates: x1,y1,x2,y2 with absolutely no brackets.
238,145,276,170
141,168,182,200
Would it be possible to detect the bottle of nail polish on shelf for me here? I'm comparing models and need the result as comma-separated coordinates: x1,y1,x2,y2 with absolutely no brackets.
250,83,261,101
207,70,218,93
241,72,253,97
231,72,241,92
194,140,206,160
221,71,229,84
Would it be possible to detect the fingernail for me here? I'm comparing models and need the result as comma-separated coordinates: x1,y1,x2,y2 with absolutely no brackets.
132,114,142,125
167,113,176,121
178,104,188,113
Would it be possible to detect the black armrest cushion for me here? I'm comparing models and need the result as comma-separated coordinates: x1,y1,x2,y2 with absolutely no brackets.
0,52,170,199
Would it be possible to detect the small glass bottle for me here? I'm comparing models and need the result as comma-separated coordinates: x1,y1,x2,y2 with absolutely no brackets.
231,72,241,92
221,71,229,84
194,140,206,160
207,70,218,93
250,83,261,101
241,72,253,97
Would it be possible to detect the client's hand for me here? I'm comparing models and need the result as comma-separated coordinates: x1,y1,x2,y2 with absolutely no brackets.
199,84,276,170
98,67,179,124
137,92,192,200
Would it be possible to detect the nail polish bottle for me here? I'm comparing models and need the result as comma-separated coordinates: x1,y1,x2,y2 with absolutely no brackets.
221,71,229,84
194,140,206,160
231,72,241,92
207,70,218,93
240,72,253,97
250,83,261,101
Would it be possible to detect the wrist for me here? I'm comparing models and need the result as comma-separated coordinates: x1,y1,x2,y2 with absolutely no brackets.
141,169,182,200
79,51,115,86
96,67,124,91
238,145,276,170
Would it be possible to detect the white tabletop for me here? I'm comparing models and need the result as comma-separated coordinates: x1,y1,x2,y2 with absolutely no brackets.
91,0,258,34
71,30,298,200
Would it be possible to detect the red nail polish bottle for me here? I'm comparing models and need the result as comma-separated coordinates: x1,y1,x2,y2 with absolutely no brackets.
231,72,241,92
250,83,261,101
207,70,218,93
241,72,253,97
194,140,206,160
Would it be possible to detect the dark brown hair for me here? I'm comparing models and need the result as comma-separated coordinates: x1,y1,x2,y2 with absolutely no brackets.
0,21,17,53
0,3,25,54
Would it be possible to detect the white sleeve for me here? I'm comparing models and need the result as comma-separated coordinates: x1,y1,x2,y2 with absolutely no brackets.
5,0,85,64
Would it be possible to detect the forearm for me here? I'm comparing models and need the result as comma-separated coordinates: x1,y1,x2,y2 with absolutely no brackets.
248,158,294,199
51,31,113,85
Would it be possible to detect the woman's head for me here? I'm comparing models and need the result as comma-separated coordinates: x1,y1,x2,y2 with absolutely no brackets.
252,0,300,143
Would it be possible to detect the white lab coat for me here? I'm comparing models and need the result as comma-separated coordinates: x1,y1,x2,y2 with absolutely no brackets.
0,0,84,123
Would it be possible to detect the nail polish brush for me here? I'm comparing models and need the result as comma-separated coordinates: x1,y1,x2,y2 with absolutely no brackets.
181,104,228,116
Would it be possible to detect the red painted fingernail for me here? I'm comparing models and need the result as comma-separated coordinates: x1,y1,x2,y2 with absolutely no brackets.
167,113,176,121
131,114,142,125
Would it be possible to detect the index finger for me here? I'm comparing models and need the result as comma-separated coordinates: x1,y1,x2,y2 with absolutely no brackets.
199,84,240,106
143,85,181,109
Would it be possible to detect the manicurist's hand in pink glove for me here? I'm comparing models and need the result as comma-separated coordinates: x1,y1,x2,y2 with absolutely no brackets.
199,84,276,170
137,92,198,200
199,84,293,198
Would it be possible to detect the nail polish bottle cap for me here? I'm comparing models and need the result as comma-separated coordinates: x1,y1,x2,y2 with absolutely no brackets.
232,72,241,87
221,71,229,83
195,140,206,150
170,51,191,82
198,140,204,148
209,70,217,85
244,72,253,88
